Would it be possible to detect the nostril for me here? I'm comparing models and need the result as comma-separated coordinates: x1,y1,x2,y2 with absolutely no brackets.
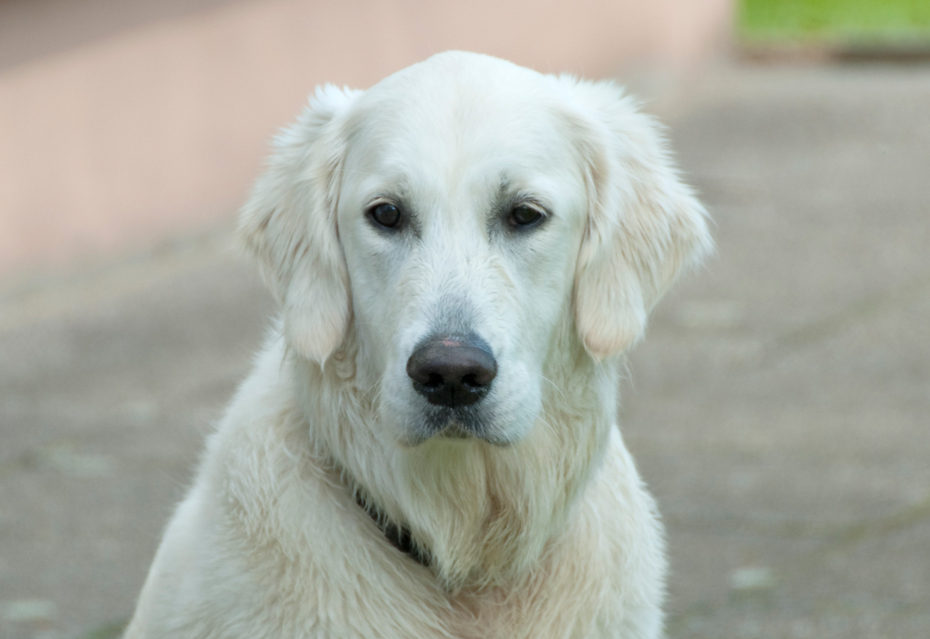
426,373,444,388
461,373,478,389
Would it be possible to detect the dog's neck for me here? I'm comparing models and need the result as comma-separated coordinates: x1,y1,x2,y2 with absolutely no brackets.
293,332,619,590
353,483,431,567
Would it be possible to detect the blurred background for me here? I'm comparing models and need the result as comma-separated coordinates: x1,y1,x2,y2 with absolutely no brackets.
0,1,928,637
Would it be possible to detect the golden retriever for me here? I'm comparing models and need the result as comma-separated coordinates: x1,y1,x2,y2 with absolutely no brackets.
126,51,711,639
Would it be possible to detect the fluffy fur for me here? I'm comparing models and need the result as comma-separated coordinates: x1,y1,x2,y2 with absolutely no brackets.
126,52,711,639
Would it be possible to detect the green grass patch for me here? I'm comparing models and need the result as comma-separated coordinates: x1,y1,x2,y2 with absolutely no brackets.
739,0,930,43
78,619,128,639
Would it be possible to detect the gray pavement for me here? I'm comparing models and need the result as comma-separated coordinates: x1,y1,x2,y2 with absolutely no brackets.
1,62,929,638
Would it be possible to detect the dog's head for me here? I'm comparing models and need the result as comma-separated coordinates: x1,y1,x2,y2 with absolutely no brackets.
240,52,710,448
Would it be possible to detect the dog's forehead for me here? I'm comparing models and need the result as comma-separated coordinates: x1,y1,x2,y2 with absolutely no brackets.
359,51,556,119
343,55,579,181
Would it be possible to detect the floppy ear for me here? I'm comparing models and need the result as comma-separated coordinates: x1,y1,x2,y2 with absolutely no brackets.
239,85,361,363
561,78,712,359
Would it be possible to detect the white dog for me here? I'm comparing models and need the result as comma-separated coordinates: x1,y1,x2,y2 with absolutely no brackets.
126,51,711,639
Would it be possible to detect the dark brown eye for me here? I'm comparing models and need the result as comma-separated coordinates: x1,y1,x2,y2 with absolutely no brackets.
368,203,402,229
509,205,543,228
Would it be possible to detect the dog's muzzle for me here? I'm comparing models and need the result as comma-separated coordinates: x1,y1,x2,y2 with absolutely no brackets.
406,334,497,408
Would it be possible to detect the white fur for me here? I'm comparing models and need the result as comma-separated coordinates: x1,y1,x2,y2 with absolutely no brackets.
126,52,711,639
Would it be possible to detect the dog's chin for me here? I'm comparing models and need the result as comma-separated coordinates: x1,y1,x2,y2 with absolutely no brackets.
436,422,473,440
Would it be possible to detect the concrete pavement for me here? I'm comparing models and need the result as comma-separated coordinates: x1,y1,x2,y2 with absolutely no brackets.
1,61,928,638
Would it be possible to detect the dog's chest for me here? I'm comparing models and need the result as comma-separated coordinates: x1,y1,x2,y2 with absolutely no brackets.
427,574,606,639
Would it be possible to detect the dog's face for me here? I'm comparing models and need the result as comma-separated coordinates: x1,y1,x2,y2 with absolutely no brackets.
336,66,592,445
240,52,711,448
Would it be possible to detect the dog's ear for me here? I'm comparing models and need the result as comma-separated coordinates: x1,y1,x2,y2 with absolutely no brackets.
560,78,712,360
239,85,361,363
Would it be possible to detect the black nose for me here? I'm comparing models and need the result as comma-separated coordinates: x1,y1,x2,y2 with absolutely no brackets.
406,335,497,407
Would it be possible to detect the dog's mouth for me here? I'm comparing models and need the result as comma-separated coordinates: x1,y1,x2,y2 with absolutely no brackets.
437,421,473,440
406,406,512,447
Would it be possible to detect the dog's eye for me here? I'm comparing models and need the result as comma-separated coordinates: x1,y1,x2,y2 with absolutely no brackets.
368,203,402,230
508,205,544,229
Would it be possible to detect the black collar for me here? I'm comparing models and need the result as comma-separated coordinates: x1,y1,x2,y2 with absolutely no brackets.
354,490,431,567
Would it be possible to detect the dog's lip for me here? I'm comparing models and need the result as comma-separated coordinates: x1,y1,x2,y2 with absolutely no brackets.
423,421,515,447
400,419,486,446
